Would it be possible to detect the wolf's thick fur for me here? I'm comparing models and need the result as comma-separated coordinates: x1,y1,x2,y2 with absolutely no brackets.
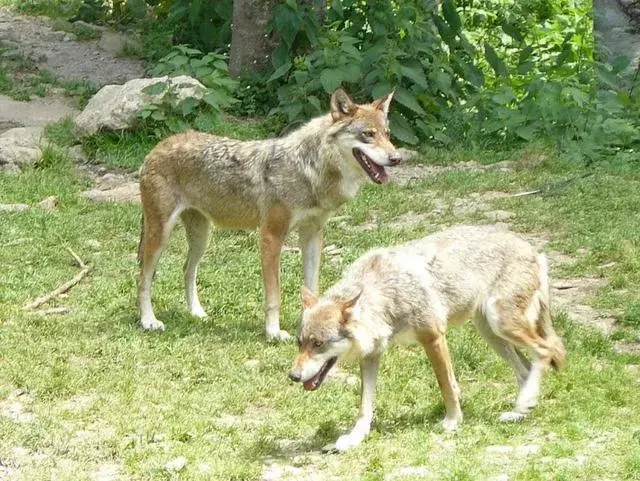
289,226,566,451
137,89,400,340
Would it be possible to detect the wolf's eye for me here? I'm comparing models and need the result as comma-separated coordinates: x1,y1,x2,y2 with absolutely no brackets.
313,339,324,348
364,129,376,138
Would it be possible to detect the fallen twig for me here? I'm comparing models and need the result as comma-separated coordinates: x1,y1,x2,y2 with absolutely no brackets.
34,307,71,316
66,247,86,268
22,249,91,310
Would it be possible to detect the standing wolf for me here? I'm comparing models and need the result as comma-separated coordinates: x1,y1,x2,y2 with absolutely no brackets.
137,88,401,340
289,226,566,451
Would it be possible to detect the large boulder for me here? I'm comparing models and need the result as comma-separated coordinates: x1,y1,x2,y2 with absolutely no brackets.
0,127,45,174
74,76,207,136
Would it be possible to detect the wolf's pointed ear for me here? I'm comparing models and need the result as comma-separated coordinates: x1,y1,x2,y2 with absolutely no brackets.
371,89,394,117
330,88,357,121
339,289,362,324
340,290,361,312
302,285,319,310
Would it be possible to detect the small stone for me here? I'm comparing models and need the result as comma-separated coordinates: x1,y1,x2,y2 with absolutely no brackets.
38,196,58,210
244,359,259,370
0,203,29,212
85,239,101,250
165,457,187,472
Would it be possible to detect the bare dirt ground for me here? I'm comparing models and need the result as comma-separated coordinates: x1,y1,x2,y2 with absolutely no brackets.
0,9,145,86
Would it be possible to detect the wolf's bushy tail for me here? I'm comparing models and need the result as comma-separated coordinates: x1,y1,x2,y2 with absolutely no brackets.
536,254,566,371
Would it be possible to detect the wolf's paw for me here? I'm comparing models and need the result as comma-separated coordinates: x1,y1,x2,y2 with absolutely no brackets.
141,318,165,332
190,306,208,319
441,417,461,432
266,330,292,343
330,433,364,452
499,411,526,423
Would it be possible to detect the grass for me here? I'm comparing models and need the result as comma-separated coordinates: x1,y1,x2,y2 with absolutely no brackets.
1,131,640,480
51,19,101,41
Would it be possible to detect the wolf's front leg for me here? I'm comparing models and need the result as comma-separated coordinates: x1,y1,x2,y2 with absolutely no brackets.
260,215,290,342
331,354,381,452
299,223,324,292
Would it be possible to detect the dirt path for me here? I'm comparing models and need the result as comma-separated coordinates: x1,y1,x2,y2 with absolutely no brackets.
0,9,145,86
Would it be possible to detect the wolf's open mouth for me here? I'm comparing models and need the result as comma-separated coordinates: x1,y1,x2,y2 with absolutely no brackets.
353,148,388,184
303,357,337,391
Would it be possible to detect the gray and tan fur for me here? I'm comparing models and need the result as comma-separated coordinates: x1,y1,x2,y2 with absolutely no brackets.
137,88,401,340
289,225,566,451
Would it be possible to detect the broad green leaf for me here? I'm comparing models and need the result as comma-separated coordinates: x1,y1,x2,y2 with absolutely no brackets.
515,125,537,141
394,88,426,116
399,65,428,88
339,63,361,83
307,95,321,113
433,15,455,46
565,87,589,106
484,43,508,77
142,82,168,96
320,68,343,93
501,22,523,42
432,131,452,145
611,55,631,74
274,4,301,47
389,112,418,145
491,89,515,105
267,62,292,83
179,97,199,116
442,0,461,33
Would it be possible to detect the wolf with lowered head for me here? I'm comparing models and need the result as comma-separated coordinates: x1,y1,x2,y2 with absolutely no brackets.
289,225,566,451
137,88,401,341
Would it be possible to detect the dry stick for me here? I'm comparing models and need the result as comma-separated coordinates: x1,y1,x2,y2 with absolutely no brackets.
35,307,71,316
23,249,91,311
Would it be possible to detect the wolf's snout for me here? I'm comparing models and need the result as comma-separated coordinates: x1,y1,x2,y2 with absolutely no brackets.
289,370,302,382
388,151,402,165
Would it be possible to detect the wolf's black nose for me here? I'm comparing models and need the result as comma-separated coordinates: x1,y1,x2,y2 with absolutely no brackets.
389,151,402,165
289,371,302,382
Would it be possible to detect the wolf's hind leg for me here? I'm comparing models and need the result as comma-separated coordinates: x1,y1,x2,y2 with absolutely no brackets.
138,198,182,331
483,296,553,422
181,209,211,318
473,314,531,389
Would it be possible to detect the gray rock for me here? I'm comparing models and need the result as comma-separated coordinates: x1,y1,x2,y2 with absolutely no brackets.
83,182,140,203
37,196,58,210
0,126,45,171
74,76,207,136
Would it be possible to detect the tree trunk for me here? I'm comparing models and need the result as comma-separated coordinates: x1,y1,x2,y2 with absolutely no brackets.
229,0,276,77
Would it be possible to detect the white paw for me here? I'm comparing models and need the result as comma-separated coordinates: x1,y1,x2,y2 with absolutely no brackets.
499,411,526,423
333,433,363,452
441,417,461,432
266,329,291,342
141,318,165,331
190,305,208,319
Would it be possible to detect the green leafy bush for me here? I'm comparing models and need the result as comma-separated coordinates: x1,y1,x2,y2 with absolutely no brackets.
138,45,238,136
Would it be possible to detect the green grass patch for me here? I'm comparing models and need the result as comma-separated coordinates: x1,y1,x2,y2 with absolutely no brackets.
0,145,639,480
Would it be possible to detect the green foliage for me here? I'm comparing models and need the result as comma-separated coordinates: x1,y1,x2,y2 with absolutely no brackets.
162,0,233,52
138,46,238,137
262,0,640,157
